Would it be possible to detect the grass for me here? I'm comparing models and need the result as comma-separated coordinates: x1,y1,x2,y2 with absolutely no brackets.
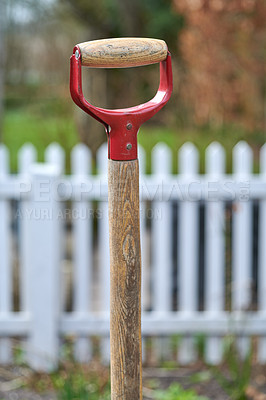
138,123,264,173
154,383,209,400
26,361,110,400
2,105,265,173
52,364,110,400
210,336,253,400
2,109,78,172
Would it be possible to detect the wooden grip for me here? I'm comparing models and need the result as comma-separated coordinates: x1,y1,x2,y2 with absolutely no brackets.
77,37,167,68
108,159,142,399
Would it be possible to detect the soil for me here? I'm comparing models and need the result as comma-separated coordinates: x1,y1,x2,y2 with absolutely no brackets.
0,364,266,400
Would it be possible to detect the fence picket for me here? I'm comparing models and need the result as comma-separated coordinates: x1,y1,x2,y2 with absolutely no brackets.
178,143,199,364
45,144,67,313
18,143,37,175
97,143,110,364
232,141,252,357
205,142,225,364
72,144,93,362
27,163,62,371
0,145,12,363
18,144,37,312
139,145,148,362
258,144,266,363
45,142,65,172
139,146,149,311
152,143,172,360
152,143,172,311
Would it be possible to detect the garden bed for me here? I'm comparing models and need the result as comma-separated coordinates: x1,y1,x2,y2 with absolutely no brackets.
0,363,266,400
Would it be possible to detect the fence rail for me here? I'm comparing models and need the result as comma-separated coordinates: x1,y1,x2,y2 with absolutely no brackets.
0,141,266,370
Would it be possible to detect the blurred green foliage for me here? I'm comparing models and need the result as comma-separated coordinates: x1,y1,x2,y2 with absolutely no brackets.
63,0,184,50
52,366,110,400
211,336,252,400
142,0,184,50
155,383,209,400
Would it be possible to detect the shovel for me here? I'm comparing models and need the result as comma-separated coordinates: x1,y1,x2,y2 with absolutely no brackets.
70,37,172,400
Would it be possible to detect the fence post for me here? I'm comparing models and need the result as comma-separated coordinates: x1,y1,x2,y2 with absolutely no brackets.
258,144,266,363
27,163,62,371
139,146,148,311
97,143,110,364
139,145,147,362
178,142,199,364
0,145,12,363
205,142,225,364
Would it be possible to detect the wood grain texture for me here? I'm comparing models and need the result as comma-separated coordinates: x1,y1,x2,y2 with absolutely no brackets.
108,159,142,400
78,37,167,68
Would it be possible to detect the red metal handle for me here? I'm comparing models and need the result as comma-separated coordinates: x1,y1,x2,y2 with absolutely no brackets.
70,45,173,161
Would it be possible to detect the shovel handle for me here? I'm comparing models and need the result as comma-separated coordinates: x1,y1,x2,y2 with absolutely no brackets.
108,159,142,399
76,37,167,68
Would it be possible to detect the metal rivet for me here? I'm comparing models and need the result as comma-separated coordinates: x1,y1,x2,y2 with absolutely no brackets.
126,123,132,130
75,50,80,59
126,143,132,150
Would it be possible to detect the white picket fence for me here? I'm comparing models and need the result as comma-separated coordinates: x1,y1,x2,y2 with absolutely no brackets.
0,140,266,371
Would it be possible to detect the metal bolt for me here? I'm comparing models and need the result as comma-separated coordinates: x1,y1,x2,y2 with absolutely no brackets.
75,50,80,59
126,123,132,130
126,143,132,150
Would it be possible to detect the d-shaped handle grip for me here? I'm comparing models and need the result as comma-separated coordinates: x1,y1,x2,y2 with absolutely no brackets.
77,37,168,68
70,38,172,161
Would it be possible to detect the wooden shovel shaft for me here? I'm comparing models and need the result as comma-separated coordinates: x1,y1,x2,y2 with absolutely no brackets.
108,159,142,400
